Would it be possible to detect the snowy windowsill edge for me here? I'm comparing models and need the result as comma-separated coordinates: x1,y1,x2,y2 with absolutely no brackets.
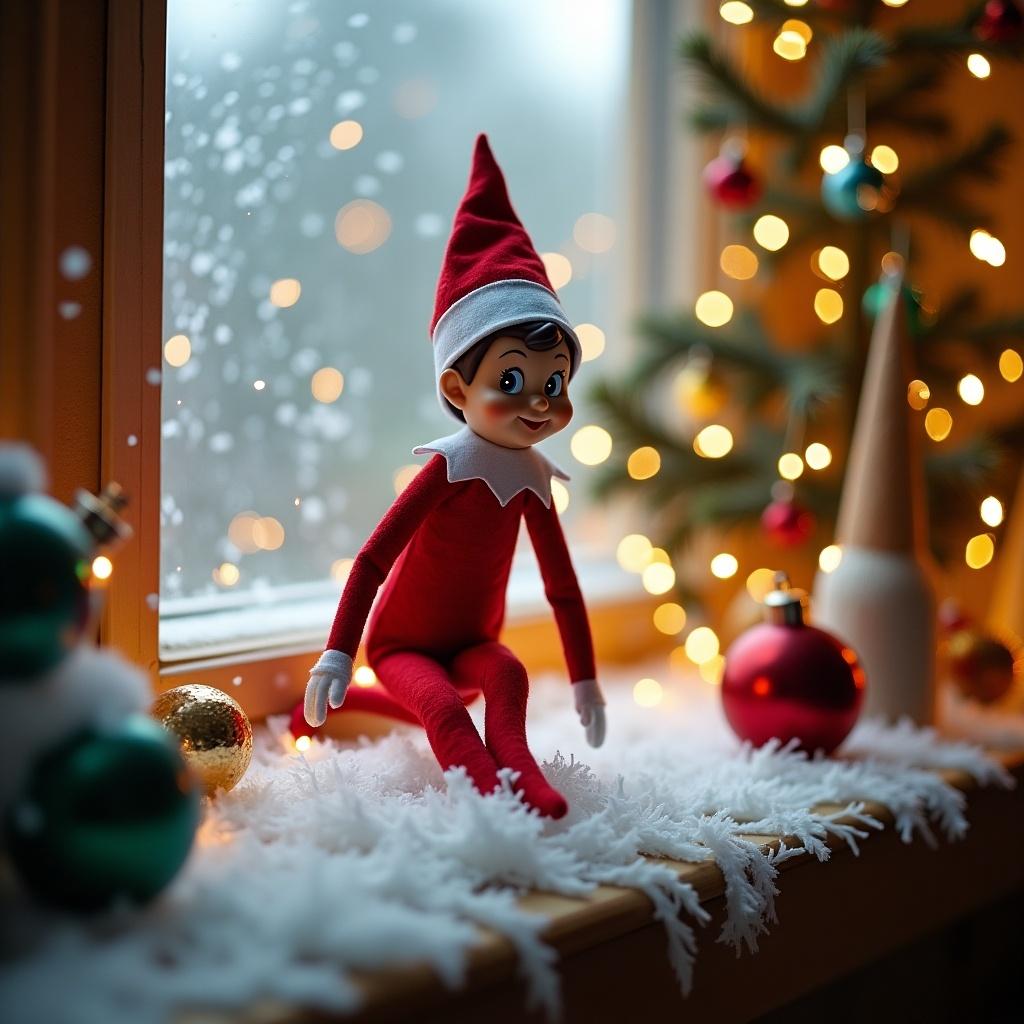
158,552,644,664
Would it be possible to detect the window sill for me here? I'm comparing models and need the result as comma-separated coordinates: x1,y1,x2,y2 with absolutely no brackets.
252,754,1024,1023
159,554,644,663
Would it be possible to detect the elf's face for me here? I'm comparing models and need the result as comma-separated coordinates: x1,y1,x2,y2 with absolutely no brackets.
440,335,574,450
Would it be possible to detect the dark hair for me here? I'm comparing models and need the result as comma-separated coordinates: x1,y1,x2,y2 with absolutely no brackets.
444,321,566,422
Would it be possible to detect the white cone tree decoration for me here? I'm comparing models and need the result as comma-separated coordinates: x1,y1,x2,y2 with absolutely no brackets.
813,273,936,724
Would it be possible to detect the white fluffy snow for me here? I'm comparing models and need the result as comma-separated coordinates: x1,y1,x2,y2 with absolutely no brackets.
0,668,1012,1024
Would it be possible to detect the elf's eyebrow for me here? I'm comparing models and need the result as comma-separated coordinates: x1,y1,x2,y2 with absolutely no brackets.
500,348,528,359
554,353,568,362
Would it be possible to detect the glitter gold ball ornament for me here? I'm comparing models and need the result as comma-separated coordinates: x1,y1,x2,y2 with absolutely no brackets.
151,684,253,795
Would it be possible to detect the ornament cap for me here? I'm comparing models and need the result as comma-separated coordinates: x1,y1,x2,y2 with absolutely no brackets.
763,571,808,626
74,483,133,548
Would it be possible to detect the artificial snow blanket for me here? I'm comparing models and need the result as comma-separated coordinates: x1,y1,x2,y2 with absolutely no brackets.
0,670,1013,1024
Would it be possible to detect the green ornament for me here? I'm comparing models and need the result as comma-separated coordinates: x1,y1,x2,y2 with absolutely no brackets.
862,281,924,336
6,715,201,912
0,492,94,681
821,158,885,221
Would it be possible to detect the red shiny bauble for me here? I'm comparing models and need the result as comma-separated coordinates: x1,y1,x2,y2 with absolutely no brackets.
976,0,1024,42
721,574,865,754
703,154,761,210
761,498,815,547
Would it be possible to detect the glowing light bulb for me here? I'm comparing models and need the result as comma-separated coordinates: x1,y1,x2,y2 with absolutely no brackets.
869,145,899,175
967,53,991,78
253,380,266,391
253,518,284,551
164,334,191,367
695,290,734,328
331,557,354,582
907,379,930,410
753,215,789,251
693,424,734,459
627,446,661,480
570,425,613,466
965,533,995,569
617,534,653,573
329,119,364,150
804,442,832,470
957,374,985,406
980,496,1004,527
773,29,807,61
782,19,812,42
642,562,676,595
215,562,240,586
699,655,726,686
392,464,421,495
269,278,302,308
970,229,1006,267
778,452,804,480
814,288,844,324
999,349,1023,383
924,407,953,441
551,479,570,514
685,626,720,664
354,666,377,687
91,555,113,580
294,735,312,752
311,367,344,403
745,567,776,602
653,602,687,635
817,246,850,280
575,323,606,362
573,212,616,253
819,146,850,174
720,244,759,280
633,677,664,707
818,544,843,573
710,553,739,579
541,252,572,290
649,547,672,565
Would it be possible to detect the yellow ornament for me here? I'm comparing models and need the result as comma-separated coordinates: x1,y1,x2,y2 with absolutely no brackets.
672,363,727,419
151,684,253,795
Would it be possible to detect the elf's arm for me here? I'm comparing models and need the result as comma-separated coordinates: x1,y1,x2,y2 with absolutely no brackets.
523,491,606,747
304,454,450,726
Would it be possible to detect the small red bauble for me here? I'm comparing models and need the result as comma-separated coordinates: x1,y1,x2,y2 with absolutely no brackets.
761,498,815,547
946,627,1018,705
722,573,865,754
976,0,1024,42
703,145,761,210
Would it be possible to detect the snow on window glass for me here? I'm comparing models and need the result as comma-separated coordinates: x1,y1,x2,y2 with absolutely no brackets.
161,0,630,630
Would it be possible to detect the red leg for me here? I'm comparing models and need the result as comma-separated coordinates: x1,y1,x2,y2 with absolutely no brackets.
450,642,567,819
289,672,480,738
373,650,499,796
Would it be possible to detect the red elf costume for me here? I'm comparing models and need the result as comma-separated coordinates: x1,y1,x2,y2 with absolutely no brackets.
293,135,606,819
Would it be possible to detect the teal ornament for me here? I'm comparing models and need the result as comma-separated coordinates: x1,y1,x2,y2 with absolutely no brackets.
6,715,201,911
821,158,885,221
862,281,924,336
0,492,94,681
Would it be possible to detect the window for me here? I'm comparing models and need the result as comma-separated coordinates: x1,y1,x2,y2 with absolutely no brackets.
160,0,635,658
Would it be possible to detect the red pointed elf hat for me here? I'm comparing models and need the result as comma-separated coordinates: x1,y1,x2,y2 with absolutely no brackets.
430,134,581,419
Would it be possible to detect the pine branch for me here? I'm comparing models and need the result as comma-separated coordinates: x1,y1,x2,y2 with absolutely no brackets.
680,34,801,135
898,126,1013,229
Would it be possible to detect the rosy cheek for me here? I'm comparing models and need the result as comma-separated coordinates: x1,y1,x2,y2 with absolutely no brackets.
482,392,514,419
552,399,573,426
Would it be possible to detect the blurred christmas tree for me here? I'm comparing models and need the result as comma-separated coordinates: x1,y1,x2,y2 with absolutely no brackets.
592,0,1024,607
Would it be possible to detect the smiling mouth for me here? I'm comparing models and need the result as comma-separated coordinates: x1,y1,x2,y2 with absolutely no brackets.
517,417,550,431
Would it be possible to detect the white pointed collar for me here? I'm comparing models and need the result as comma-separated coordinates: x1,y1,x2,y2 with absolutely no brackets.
413,425,570,508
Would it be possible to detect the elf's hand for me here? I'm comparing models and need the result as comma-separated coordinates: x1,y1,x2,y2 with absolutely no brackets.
304,649,354,727
572,678,606,748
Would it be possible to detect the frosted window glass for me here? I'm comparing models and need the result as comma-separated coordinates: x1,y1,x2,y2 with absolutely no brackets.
161,0,630,633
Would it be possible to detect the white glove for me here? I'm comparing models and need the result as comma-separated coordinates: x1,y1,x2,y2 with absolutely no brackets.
303,650,354,728
572,678,606,748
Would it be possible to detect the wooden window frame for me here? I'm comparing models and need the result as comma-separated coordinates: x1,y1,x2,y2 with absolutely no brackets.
2,0,703,720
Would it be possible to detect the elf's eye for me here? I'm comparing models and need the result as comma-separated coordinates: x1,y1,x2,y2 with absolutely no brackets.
499,368,525,394
545,372,564,398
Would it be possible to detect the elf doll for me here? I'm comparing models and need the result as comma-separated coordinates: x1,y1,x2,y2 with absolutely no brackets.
291,134,605,819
